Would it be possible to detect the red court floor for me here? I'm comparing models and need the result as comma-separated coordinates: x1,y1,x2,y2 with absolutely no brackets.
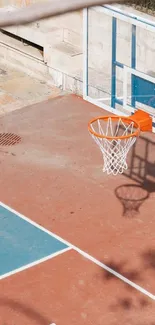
0,94,154,324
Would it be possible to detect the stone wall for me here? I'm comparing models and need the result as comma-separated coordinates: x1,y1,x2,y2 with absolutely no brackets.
0,2,155,97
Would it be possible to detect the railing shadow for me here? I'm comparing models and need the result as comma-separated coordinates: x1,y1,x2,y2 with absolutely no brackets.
123,132,155,191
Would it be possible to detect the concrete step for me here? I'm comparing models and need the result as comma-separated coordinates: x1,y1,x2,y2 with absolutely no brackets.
1,7,82,49
0,62,62,117
2,25,63,48
44,41,83,78
0,31,44,61
0,32,115,99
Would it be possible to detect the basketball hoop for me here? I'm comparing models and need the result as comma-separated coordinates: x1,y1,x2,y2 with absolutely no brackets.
88,110,152,175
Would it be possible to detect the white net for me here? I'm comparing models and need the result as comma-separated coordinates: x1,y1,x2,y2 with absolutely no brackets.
89,117,139,175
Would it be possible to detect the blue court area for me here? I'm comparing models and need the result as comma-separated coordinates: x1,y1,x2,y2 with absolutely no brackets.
0,204,69,277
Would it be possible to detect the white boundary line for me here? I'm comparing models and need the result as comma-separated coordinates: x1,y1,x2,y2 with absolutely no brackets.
0,201,154,300
83,95,127,116
0,246,71,281
97,96,124,102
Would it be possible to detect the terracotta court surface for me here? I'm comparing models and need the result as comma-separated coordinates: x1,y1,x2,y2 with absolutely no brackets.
0,94,154,325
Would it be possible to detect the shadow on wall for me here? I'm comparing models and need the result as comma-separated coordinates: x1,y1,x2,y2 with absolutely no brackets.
115,132,155,217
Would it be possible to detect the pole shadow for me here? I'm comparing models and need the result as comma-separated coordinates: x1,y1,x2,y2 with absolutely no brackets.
0,297,52,325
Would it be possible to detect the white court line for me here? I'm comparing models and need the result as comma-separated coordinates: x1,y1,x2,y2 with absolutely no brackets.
0,201,154,300
0,246,71,281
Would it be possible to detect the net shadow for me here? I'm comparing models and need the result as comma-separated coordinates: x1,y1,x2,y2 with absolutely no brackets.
114,125,155,217
123,132,155,192
115,183,149,218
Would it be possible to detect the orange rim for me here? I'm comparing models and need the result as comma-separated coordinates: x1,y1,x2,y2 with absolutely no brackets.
88,115,140,140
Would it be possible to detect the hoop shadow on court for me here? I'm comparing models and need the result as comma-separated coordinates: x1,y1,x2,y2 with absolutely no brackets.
115,132,155,217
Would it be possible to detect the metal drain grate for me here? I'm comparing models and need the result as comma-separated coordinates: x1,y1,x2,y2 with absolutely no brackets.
0,133,21,146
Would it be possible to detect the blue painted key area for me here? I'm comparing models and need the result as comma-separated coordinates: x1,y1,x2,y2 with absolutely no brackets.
0,205,68,276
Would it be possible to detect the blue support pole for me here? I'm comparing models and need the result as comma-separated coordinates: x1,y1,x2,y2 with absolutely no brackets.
131,24,136,108
111,17,117,108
